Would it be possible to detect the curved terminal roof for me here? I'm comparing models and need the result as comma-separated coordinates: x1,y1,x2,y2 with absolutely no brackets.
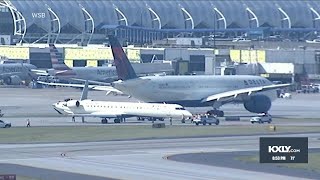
8,0,320,34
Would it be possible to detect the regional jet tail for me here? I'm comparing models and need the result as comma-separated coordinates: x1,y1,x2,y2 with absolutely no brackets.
108,35,291,117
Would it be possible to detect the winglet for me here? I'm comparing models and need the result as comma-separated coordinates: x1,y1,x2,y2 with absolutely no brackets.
108,35,138,80
80,80,89,100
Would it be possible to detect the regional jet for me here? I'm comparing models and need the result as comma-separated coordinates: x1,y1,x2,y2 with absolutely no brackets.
107,35,290,116
53,81,192,123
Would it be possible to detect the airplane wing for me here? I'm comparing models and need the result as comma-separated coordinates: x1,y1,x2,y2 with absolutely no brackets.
0,72,22,78
30,69,49,76
37,81,124,95
91,86,124,95
70,78,111,86
202,83,291,103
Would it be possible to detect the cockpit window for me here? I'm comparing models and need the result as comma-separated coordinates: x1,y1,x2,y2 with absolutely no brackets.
175,107,185,110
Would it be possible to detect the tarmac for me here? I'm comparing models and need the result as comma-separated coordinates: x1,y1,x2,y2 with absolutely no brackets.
0,87,320,179
169,148,320,179
2,87,320,126
0,133,319,180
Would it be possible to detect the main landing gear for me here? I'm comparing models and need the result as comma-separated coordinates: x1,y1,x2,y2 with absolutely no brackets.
71,116,86,123
101,118,108,124
101,117,124,124
206,109,224,117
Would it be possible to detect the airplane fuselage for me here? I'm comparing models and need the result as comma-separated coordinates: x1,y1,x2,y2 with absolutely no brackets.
0,63,36,74
53,99,192,119
0,63,37,84
53,63,173,83
113,75,278,107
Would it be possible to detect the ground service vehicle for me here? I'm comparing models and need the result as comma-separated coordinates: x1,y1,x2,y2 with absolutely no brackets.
193,115,220,126
250,114,272,124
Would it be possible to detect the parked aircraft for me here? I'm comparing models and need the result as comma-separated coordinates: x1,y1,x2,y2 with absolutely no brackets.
0,62,37,85
43,35,290,117
53,81,192,123
107,35,290,116
45,44,173,83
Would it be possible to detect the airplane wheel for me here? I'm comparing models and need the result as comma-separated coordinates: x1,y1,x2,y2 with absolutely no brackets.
101,119,108,124
219,111,224,117
202,121,206,125
114,118,121,123
181,119,185,123
195,122,199,126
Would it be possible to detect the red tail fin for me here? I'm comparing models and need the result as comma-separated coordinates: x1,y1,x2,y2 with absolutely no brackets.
108,35,138,80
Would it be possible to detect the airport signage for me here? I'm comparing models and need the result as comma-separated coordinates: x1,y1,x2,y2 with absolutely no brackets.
32,13,46,19
259,137,308,163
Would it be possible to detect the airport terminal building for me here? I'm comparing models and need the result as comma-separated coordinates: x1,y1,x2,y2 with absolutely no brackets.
0,0,319,44
0,0,320,84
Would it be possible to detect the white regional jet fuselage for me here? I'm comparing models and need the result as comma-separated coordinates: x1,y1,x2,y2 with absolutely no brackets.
53,99,192,120
112,75,278,109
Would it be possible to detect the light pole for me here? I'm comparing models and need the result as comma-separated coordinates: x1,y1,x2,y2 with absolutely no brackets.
213,10,216,49
213,9,217,75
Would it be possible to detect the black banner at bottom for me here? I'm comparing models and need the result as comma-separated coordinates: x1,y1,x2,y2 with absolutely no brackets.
260,137,308,163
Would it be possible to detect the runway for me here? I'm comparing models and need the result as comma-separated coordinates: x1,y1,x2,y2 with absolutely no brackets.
1,87,320,179
1,133,319,180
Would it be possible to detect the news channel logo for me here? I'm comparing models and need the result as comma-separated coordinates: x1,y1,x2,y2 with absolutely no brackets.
260,137,308,163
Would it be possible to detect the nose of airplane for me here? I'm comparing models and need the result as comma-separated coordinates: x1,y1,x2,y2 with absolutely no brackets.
52,102,64,115
183,111,193,118
52,102,64,109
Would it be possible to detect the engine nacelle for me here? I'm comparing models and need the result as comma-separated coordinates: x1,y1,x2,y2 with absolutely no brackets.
244,95,271,113
4,75,22,85
66,100,80,107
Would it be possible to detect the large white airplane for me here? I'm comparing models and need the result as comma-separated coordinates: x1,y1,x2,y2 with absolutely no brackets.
45,35,290,117
53,81,192,123
106,35,290,116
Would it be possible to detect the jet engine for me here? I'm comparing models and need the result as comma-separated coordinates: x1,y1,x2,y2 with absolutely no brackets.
243,95,271,113
66,100,81,107
4,75,22,85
